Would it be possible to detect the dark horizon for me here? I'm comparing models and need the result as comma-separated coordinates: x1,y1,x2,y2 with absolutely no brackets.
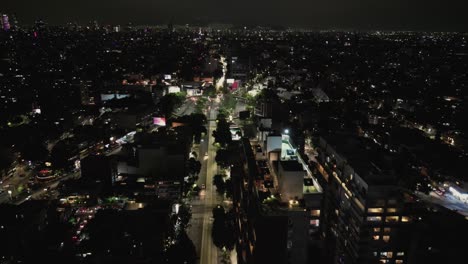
3,0,468,32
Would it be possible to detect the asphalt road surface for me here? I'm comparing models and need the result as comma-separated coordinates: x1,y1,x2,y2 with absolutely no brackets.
187,100,223,264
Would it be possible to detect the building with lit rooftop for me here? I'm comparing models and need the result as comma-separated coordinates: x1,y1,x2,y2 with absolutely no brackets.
314,132,468,264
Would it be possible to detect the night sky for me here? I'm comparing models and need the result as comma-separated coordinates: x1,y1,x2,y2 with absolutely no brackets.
3,0,468,31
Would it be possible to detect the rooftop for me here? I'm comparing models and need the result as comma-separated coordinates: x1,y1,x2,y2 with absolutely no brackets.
322,133,397,185
279,160,304,172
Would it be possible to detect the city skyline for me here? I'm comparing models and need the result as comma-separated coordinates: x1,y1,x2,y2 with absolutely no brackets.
3,0,468,31
1,3,468,264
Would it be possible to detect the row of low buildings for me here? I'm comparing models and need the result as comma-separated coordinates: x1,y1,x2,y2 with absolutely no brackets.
79,80,207,107
60,124,194,204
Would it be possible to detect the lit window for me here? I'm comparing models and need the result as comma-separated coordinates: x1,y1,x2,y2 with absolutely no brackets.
373,228,381,232
368,208,384,213
367,216,382,222
387,252,393,258
373,235,380,240
395,260,404,264
380,260,389,263
396,252,404,257
383,235,390,242
373,252,378,257
311,210,320,217
401,216,411,222
384,228,391,233
385,216,399,223
387,208,397,213
380,252,388,257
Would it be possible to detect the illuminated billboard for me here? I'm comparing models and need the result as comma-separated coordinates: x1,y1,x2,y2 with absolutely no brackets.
230,126,242,141
168,86,181,94
100,94,131,101
231,81,239,91
164,74,172,80
153,117,167,126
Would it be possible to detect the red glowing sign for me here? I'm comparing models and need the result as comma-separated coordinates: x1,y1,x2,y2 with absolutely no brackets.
39,169,51,175
231,81,239,90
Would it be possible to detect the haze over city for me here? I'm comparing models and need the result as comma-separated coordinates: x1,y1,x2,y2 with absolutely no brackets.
3,0,468,31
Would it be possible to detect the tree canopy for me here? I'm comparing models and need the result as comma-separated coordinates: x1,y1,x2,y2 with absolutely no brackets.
211,206,236,251
158,93,185,118
212,116,232,147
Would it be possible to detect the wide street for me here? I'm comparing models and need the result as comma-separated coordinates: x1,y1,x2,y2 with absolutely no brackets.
187,99,223,264
187,54,237,264
416,189,468,217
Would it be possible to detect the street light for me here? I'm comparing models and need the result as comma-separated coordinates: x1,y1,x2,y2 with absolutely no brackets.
173,203,180,214
284,129,289,135
7,190,12,200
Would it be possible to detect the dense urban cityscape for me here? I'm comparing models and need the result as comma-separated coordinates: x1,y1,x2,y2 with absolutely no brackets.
1,10,468,264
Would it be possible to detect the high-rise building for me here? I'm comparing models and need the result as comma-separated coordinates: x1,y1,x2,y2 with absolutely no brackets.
314,133,468,264
315,134,411,263
1,14,11,31
233,137,323,264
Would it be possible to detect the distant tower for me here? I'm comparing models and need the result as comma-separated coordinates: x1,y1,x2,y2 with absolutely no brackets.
1,14,11,31
167,16,174,32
